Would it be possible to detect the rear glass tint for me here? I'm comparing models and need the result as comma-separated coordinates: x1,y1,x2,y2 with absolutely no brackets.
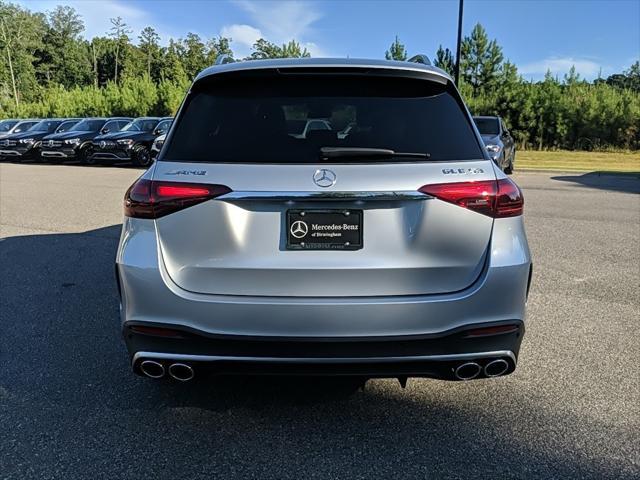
474,117,500,135
163,72,483,163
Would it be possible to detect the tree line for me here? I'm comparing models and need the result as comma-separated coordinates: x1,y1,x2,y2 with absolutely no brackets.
1,1,638,150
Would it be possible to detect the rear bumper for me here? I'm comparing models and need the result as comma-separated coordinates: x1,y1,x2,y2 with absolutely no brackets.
117,214,531,378
132,349,517,380
125,321,523,379
116,216,531,338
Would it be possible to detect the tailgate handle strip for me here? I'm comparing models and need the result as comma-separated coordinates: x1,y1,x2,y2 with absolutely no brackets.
219,191,428,202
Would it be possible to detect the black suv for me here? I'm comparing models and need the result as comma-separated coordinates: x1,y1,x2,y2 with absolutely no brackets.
0,119,40,160
0,119,80,162
40,118,132,163
88,117,172,167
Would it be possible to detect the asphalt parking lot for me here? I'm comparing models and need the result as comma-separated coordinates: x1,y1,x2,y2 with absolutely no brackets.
1,163,638,479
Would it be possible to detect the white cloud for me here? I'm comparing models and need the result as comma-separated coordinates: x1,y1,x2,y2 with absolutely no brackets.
235,0,322,42
221,0,331,57
519,57,604,80
301,42,331,58
220,24,263,58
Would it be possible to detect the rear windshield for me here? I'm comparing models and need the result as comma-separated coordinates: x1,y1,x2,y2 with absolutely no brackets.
163,73,484,163
474,117,500,136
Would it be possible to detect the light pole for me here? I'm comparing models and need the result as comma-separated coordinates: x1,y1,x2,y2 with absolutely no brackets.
454,0,464,86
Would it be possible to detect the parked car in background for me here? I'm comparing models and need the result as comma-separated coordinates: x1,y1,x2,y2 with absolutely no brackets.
89,117,172,167
0,120,48,160
0,119,20,138
40,117,131,163
151,133,166,159
118,58,530,385
0,119,82,162
0,120,39,148
473,116,515,174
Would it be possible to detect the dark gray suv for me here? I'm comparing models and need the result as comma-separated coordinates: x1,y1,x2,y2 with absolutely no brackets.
473,116,515,174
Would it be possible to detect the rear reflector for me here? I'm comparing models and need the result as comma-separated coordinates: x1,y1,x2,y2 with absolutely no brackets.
124,178,232,219
465,324,520,337
418,177,523,218
129,325,185,338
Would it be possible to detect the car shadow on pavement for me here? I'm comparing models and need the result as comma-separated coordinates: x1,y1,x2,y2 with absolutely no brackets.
0,225,635,479
551,171,640,194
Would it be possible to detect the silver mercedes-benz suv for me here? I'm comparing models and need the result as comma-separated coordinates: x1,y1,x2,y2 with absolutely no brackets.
117,57,531,383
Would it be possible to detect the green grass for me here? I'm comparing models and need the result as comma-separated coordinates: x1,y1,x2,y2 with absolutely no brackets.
516,150,640,173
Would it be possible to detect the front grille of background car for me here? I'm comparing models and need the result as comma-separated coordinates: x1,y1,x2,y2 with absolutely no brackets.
0,140,17,147
94,141,116,148
44,140,62,148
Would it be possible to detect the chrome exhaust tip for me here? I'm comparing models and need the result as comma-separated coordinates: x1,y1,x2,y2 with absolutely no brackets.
484,359,510,377
168,363,195,382
140,360,165,379
454,362,481,380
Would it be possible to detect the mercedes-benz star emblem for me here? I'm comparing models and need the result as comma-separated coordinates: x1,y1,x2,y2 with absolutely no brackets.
290,220,309,239
100,141,106,149
313,168,336,188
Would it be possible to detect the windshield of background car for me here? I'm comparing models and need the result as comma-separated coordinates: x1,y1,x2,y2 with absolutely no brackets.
71,119,105,132
0,121,18,132
474,117,500,135
32,120,62,133
12,121,38,133
163,72,484,163
122,119,158,132
55,120,79,133
156,120,172,132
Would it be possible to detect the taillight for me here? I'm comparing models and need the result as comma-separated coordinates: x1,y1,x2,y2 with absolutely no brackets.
418,177,523,218
124,178,232,219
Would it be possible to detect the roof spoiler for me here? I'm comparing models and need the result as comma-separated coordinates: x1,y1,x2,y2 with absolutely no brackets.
407,54,431,66
215,54,235,65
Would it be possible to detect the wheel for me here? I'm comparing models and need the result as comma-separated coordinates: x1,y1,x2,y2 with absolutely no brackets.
133,147,152,167
80,147,96,165
504,151,514,175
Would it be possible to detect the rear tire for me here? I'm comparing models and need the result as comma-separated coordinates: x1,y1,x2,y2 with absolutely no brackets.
504,152,514,174
133,147,152,167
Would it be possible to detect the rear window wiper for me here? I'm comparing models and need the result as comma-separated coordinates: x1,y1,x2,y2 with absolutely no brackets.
320,147,429,160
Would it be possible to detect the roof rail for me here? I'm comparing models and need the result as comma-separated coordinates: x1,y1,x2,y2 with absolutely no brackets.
215,54,235,65
407,54,431,66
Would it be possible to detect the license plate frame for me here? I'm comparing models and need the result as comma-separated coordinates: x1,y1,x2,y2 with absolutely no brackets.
286,209,363,250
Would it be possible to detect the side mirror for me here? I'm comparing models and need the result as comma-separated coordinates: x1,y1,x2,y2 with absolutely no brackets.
155,129,167,136
101,127,110,134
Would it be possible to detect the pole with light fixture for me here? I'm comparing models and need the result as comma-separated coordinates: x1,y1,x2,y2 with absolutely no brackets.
454,0,464,86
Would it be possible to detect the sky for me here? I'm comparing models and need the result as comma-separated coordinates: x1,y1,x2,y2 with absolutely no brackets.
19,0,640,81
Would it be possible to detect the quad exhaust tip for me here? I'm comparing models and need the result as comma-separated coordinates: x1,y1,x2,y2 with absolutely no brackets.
484,359,510,377
140,360,165,379
454,362,482,380
168,363,195,382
